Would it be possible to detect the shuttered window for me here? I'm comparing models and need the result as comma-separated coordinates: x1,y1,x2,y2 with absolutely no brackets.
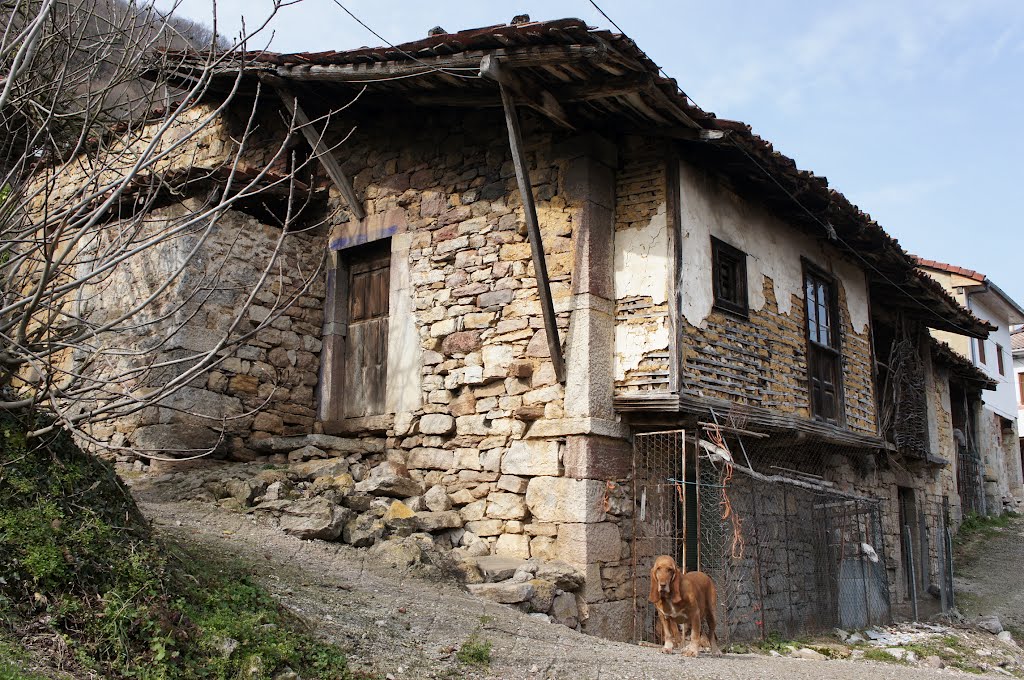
711,236,748,317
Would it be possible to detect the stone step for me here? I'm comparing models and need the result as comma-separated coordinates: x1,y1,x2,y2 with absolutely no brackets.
475,555,530,582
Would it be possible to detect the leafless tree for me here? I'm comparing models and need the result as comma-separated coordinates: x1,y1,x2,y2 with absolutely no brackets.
0,0,340,458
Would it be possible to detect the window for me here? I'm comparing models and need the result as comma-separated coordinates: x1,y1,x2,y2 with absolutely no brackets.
711,236,748,317
1019,372,1024,406
340,239,391,419
804,265,844,424
977,339,986,365
996,344,1005,376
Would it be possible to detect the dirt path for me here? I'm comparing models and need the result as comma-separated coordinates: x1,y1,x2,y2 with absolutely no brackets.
955,515,1024,633
136,492,993,680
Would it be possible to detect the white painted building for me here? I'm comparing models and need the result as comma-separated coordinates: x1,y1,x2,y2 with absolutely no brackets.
1013,327,1024,439
917,259,1024,506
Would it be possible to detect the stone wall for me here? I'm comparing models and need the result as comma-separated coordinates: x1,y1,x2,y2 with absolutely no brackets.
35,96,643,636
72,200,329,462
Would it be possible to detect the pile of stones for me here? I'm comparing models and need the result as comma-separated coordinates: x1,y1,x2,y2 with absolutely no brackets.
137,436,587,629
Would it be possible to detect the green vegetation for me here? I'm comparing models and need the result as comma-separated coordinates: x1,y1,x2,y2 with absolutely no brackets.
756,631,795,654
861,648,901,663
956,510,1019,544
456,632,492,667
0,411,357,679
0,638,50,680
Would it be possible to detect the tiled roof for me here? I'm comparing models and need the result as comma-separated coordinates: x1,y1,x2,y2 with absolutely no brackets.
153,17,996,338
1012,327,1024,352
913,256,986,283
931,338,997,391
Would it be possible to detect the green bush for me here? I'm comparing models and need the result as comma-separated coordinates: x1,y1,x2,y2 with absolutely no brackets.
0,411,355,679
456,632,492,666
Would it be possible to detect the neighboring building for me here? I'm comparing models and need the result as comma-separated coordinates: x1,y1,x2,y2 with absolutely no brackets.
916,259,1024,510
33,18,998,642
1014,326,1024,461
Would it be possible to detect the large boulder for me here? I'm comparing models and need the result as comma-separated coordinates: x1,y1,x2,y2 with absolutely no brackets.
423,485,453,512
466,581,536,604
550,592,579,628
291,458,351,481
416,511,463,532
225,478,266,506
382,500,418,535
354,461,422,498
343,514,385,547
279,498,350,541
536,561,585,592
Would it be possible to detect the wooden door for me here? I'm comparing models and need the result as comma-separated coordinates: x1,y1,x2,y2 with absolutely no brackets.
342,242,390,418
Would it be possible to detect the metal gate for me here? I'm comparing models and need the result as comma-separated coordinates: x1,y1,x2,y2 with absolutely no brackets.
631,428,891,645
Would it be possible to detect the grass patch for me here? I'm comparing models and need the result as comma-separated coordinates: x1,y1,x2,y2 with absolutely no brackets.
456,632,492,667
862,648,902,664
0,410,358,680
956,511,1019,544
0,639,49,680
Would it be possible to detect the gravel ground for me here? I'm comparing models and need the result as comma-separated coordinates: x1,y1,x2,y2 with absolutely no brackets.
954,514,1024,633
135,487,996,680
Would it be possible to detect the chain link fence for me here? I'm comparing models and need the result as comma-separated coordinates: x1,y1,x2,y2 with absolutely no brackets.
631,427,891,646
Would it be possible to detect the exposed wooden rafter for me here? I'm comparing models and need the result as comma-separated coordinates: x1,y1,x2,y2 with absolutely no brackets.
479,54,573,130
263,75,366,221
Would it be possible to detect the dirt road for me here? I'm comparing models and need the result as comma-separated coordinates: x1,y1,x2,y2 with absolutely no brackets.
955,514,1024,634
137,491,996,680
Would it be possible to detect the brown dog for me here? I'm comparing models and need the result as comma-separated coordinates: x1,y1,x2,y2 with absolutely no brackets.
648,555,721,656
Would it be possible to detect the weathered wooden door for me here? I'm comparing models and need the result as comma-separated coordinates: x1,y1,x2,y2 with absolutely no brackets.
342,242,390,418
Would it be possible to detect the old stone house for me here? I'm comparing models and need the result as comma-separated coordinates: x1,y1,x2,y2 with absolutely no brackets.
41,17,999,641
916,258,1024,512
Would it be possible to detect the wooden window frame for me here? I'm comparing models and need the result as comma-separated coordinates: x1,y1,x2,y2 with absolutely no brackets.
711,236,749,318
977,338,987,366
996,343,1005,376
803,260,845,425
1018,371,1024,406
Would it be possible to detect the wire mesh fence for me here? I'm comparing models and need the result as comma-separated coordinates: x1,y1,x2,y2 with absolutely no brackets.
631,427,892,646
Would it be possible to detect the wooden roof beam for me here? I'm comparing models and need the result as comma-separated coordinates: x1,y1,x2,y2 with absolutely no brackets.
479,54,573,130
263,75,365,221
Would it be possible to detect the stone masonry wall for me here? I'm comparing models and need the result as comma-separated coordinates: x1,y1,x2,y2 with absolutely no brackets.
311,108,634,638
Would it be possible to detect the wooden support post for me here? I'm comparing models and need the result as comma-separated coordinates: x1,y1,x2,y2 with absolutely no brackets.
264,76,366,220
483,56,566,383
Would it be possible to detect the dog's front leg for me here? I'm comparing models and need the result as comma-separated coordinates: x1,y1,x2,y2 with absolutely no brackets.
659,612,675,653
682,609,701,657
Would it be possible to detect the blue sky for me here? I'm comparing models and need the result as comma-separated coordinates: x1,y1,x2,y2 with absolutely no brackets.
163,0,1024,305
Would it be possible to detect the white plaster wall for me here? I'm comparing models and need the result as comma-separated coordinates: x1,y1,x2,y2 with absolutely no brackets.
386,232,422,414
613,200,670,380
1014,353,1024,437
677,162,870,333
969,295,1017,421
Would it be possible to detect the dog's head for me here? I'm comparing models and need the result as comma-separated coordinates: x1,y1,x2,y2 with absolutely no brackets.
648,555,682,604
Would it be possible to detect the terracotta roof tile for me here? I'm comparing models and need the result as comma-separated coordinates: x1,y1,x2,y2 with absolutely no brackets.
912,256,986,283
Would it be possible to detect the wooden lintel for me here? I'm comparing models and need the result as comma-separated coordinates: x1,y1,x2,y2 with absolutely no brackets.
263,76,366,221
479,54,573,130
614,391,888,450
487,57,566,383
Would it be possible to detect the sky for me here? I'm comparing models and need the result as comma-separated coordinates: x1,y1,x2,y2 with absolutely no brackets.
160,0,1024,306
